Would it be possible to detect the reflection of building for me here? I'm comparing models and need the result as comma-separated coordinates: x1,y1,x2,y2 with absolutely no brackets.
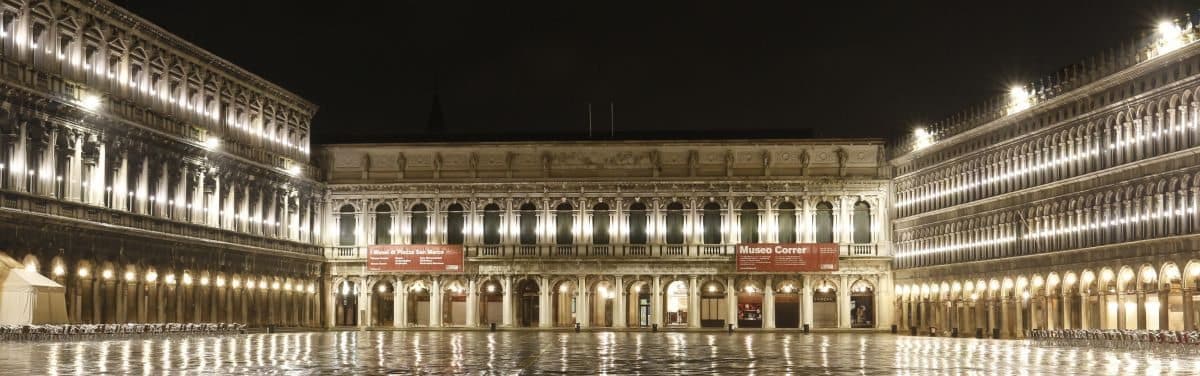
891,19,1200,337
0,1,323,326
321,140,893,329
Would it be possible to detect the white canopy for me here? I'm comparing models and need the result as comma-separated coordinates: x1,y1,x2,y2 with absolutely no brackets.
0,254,68,325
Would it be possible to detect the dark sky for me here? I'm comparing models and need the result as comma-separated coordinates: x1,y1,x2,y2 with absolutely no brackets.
112,1,1198,144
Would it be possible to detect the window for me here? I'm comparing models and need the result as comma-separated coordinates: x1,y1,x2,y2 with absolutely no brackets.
665,202,685,244
410,203,428,244
628,202,648,244
815,201,834,243
338,205,356,246
374,204,391,245
555,202,574,245
446,203,465,245
519,203,537,245
739,202,759,243
853,201,872,244
777,202,797,243
702,202,722,245
592,203,610,245
483,203,501,245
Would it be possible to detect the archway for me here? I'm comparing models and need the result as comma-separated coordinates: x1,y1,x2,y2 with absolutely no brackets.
698,279,727,328
813,280,838,328
1139,266,1160,330
663,280,689,327
552,280,577,327
1098,268,1118,329
372,280,394,327
514,278,540,327
335,280,359,326
442,280,468,326
1118,267,1136,329
850,279,876,328
628,280,652,327
774,279,800,328
591,280,616,327
478,279,503,326
1161,263,1184,330
407,281,432,326
1080,270,1099,329
736,280,763,328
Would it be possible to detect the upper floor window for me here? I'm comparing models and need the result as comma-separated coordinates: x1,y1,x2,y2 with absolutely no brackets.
410,203,428,244
702,202,722,245
777,202,797,243
592,203,610,245
446,203,465,245
374,203,391,245
483,203,501,245
519,203,537,245
853,201,872,244
338,204,356,246
628,202,648,245
665,202,685,244
739,202,759,244
815,201,834,243
555,202,574,245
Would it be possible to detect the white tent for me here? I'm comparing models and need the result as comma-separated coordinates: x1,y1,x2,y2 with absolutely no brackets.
0,254,68,325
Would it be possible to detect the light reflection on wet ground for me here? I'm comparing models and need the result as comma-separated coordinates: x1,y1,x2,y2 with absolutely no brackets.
0,331,1197,375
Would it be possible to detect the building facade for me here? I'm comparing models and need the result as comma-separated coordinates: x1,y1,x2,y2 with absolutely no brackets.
0,0,324,327
320,140,893,330
891,19,1200,337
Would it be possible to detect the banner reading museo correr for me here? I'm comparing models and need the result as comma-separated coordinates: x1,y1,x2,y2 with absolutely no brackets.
367,245,464,273
735,243,839,272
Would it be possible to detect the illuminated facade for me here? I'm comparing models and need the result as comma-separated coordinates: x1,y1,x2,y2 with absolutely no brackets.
320,140,893,329
0,0,324,326
891,18,1200,336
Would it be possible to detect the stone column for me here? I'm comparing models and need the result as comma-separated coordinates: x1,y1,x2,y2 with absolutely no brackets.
1078,292,1089,330
325,280,336,328
688,275,700,328
613,275,626,328
763,276,776,329
726,276,737,328
802,275,814,328
1136,291,1147,330
429,278,442,328
540,276,554,329
393,279,405,328
1184,289,1196,331
651,275,663,327
466,279,478,327
575,275,589,328
502,276,514,327
838,275,850,328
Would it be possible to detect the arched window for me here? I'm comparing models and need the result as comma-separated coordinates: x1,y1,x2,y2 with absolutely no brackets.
555,202,574,245
592,203,610,245
446,203,465,245
410,203,428,245
374,204,392,245
519,203,537,245
338,204,356,246
483,203,501,245
665,202,685,244
853,201,872,244
702,202,722,244
777,202,797,243
815,201,834,243
628,202,648,244
739,202,759,243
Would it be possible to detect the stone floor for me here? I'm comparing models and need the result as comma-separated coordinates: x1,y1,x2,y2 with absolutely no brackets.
0,331,1196,375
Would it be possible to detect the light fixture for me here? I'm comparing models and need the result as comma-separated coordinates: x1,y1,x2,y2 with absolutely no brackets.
287,165,301,176
216,277,226,287
146,271,158,282
200,276,210,286
203,137,220,150
78,94,101,111
124,271,135,281
232,278,241,288
487,284,496,293
379,284,388,293
52,265,64,276
182,273,193,285
78,267,89,278
913,127,933,150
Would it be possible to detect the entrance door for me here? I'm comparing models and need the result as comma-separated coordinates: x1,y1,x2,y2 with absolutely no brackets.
520,294,539,327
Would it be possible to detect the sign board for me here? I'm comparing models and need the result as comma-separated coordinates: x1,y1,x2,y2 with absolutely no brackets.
735,243,839,272
367,245,464,273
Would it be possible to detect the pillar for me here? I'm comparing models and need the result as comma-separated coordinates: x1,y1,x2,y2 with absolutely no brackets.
687,275,700,328
429,278,442,328
613,275,626,328
1184,289,1196,331
725,276,737,328
466,279,479,327
651,275,663,327
502,276,513,327
540,276,554,329
802,275,814,328
325,280,336,328
393,280,404,328
1136,291,1147,329
838,275,850,328
763,276,776,329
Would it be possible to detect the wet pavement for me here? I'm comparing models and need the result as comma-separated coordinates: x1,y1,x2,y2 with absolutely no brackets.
0,330,1196,375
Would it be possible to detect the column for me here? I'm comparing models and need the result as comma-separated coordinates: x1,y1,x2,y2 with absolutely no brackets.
325,280,336,328
802,275,814,328
502,276,514,327
540,276,554,328
651,275,663,327
687,275,700,328
575,275,589,328
838,275,850,328
397,279,409,328
726,276,737,328
429,278,442,328
613,275,626,328
1184,289,1196,331
763,276,776,329
358,283,369,328
1000,298,1011,337
1136,291,1147,329
466,279,478,327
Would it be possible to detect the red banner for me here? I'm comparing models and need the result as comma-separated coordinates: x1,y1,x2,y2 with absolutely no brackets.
367,245,464,273
735,243,839,272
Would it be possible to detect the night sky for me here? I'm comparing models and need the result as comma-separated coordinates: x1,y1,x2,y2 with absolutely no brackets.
113,1,1198,144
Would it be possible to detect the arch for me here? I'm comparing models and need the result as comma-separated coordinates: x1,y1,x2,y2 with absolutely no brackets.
513,277,541,327
702,201,722,244
370,279,395,326
776,201,797,243
374,203,392,245
554,201,574,245
664,202,685,244
852,201,872,244
445,203,466,245
482,203,502,245
410,203,429,244
591,202,610,245
338,204,356,246
815,201,834,242
518,202,537,245
627,201,649,244
738,201,759,243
